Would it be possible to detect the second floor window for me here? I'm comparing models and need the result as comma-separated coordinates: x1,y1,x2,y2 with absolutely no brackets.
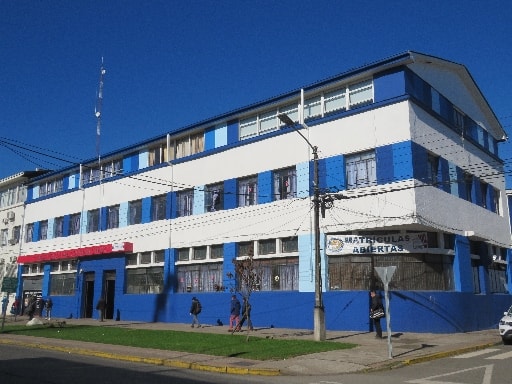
54,217,64,238
107,205,120,229
346,150,376,189
12,225,21,244
426,153,440,187
274,167,297,200
69,213,81,235
128,200,142,225
40,220,48,240
87,209,99,233
25,223,34,243
205,183,223,212
177,189,194,217
238,176,258,207
464,173,473,203
152,195,167,221
1,229,7,246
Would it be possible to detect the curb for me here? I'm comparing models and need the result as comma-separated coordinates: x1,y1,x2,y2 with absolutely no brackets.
0,338,281,376
364,341,501,372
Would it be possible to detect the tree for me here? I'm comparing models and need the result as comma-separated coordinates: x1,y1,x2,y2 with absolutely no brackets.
227,245,262,339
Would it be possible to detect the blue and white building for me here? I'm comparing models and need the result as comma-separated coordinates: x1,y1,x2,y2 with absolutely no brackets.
14,51,512,332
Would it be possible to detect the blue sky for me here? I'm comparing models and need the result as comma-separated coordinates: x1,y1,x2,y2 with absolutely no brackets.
1,1,511,184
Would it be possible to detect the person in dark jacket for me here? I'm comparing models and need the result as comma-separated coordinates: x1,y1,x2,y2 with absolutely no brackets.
189,297,201,328
96,297,106,322
26,296,36,320
229,295,241,331
235,297,253,331
370,290,384,339
45,297,53,320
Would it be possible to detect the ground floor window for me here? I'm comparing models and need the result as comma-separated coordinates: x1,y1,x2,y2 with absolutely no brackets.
328,254,454,291
177,263,222,293
257,257,299,291
488,263,507,293
126,267,164,294
471,259,481,294
50,273,76,295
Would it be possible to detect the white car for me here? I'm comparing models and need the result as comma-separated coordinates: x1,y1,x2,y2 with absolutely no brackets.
499,305,512,345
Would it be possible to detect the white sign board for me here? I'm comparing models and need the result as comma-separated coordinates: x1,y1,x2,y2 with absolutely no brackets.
326,233,428,255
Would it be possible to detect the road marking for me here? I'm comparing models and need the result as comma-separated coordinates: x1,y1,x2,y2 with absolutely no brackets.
406,364,494,384
452,349,500,358
485,350,512,360
309,381,343,384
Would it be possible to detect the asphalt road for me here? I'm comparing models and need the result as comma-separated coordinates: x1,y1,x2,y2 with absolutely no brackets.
0,344,245,384
2,342,511,384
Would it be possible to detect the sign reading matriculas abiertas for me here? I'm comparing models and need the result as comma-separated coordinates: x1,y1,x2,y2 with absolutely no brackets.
326,233,428,255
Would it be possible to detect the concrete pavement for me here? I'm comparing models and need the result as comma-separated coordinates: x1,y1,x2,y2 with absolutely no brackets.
0,316,501,376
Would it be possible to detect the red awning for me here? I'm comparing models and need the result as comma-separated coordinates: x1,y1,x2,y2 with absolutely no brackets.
17,242,133,264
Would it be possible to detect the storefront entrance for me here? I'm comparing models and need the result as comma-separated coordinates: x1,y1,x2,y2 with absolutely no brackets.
83,272,95,318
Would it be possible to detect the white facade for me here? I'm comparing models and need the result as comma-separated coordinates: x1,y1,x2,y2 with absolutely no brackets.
11,52,512,332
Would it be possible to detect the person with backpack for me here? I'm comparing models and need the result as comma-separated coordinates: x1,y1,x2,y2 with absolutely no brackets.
235,297,253,331
229,295,241,332
190,297,201,328
44,297,53,321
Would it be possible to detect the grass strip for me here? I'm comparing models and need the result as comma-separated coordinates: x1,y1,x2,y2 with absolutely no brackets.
1,324,356,361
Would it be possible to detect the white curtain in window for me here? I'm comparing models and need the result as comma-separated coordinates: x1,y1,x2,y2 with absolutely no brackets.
129,201,142,224
70,214,81,235
190,133,204,154
178,191,193,216
346,152,376,189
239,179,257,206
40,221,48,240
54,218,63,237
176,137,190,159
107,206,119,229
25,224,34,243
274,168,297,200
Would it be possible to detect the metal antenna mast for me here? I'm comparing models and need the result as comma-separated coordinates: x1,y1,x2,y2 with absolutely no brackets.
95,58,106,174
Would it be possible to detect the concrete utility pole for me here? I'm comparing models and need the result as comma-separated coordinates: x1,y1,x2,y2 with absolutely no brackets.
278,113,325,341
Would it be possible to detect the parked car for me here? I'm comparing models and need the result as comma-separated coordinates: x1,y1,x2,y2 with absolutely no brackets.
499,305,512,345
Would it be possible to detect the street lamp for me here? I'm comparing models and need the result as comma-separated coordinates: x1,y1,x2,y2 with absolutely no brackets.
278,113,326,341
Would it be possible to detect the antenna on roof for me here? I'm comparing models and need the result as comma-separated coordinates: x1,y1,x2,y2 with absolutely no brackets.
95,57,106,178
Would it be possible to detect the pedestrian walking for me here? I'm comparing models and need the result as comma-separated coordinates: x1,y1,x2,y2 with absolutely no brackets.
96,297,106,322
45,297,53,320
26,296,36,320
229,295,241,331
235,297,253,331
10,297,20,316
189,297,202,328
370,290,385,339
1,296,8,316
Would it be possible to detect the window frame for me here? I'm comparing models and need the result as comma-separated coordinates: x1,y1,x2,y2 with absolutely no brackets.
345,150,377,189
238,175,258,207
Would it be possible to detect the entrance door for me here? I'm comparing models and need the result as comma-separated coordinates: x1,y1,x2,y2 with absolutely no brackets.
83,273,95,318
104,271,116,320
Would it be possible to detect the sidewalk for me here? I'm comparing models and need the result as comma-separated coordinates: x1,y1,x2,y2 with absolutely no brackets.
0,316,501,376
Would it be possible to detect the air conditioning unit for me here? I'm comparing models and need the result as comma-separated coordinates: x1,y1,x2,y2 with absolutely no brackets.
7,211,15,221
8,238,17,245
